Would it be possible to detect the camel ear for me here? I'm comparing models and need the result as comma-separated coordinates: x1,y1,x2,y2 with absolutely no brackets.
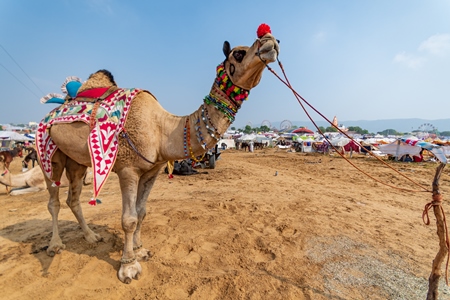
223,41,231,58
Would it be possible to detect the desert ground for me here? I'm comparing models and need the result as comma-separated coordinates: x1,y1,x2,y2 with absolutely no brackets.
1,147,450,300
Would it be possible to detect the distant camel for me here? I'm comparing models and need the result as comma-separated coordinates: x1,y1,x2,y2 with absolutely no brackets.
22,147,38,169
0,155,91,195
0,146,23,169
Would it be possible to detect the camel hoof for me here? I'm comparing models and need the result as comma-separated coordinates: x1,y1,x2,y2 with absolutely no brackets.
133,273,141,280
124,277,132,284
46,244,65,257
84,231,102,244
118,260,142,284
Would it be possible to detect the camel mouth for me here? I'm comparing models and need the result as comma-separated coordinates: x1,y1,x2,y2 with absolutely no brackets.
257,36,279,63
259,48,278,63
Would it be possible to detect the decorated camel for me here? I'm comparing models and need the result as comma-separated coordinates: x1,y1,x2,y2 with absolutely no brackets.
36,24,279,283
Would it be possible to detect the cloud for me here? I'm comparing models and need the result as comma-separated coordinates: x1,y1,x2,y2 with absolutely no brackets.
393,51,425,69
86,0,114,16
313,31,327,43
393,33,450,68
418,33,450,56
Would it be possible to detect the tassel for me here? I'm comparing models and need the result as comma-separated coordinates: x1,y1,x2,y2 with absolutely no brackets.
61,76,82,97
89,198,102,206
51,181,61,187
40,93,65,104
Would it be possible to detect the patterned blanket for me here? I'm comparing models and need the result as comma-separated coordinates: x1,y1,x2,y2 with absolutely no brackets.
36,88,141,204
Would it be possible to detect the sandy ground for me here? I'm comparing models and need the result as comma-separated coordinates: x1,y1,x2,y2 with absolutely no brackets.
1,147,450,300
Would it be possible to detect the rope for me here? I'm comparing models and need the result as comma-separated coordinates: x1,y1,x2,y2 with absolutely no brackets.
266,60,431,194
262,55,450,285
422,193,450,285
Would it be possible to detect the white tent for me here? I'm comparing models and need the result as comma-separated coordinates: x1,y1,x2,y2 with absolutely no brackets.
378,140,421,159
239,134,256,141
330,137,350,147
218,139,235,149
0,131,34,141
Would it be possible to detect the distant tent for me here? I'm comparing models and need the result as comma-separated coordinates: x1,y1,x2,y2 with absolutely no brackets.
330,137,350,147
379,138,447,163
0,131,34,141
291,127,314,134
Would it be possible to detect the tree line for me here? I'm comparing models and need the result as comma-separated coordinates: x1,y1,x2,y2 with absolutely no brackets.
231,125,450,137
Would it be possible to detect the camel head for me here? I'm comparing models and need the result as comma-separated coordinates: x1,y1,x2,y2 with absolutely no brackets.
222,24,279,90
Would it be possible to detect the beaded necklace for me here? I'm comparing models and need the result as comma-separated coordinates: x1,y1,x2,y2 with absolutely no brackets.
201,104,220,141
195,117,207,149
215,63,249,104
204,63,250,123
184,63,250,160
184,116,206,162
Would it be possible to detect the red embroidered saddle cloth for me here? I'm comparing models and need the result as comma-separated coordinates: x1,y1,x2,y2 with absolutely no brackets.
36,87,141,202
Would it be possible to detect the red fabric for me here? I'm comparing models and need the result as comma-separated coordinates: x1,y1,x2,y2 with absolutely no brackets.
76,87,110,99
413,154,423,162
344,140,360,153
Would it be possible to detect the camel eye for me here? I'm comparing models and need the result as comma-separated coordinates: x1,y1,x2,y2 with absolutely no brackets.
233,50,246,63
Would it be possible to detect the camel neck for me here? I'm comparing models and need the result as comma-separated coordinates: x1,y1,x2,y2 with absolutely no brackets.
170,63,251,161
204,63,250,122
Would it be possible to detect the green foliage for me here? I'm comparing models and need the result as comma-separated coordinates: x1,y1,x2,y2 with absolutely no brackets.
440,131,450,136
378,129,402,136
243,125,252,134
325,126,338,132
347,126,369,135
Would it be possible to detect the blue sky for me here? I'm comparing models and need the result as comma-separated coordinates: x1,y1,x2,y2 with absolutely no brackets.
1,0,449,130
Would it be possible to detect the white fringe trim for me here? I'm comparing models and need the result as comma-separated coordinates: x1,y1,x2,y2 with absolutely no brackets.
40,93,64,104
61,76,82,94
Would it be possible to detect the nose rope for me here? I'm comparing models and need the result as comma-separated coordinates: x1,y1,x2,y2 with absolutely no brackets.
264,58,431,193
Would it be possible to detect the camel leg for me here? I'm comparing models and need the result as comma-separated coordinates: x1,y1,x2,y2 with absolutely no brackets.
65,157,102,243
45,150,67,256
133,169,161,262
116,167,142,284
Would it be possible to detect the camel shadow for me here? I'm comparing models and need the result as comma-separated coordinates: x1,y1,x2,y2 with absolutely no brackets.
0,218,123,276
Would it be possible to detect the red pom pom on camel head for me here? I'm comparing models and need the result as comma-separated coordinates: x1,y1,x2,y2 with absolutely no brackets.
257,23,271,38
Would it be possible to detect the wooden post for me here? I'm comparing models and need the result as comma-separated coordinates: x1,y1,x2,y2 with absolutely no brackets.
427,163,448,300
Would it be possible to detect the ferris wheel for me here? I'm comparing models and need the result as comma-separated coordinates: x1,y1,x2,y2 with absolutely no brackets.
280,119,292,131
418,123,437,134
261,119,272,129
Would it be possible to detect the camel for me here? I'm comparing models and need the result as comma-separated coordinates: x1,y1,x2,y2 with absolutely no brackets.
0,155,91,195
0,146,23,169
22,147,38,169
0,161,66,195
38,24,279,283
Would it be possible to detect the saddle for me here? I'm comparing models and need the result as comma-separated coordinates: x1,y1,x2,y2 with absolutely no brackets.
73,86,118,103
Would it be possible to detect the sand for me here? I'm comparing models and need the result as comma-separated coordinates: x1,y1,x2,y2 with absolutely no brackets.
1,147,450,300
